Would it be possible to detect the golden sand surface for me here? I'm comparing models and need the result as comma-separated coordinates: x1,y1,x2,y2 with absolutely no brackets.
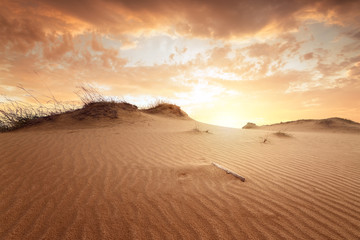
1,114,360,239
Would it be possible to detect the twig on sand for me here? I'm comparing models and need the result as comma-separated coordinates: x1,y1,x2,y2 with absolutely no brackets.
212,162,245,182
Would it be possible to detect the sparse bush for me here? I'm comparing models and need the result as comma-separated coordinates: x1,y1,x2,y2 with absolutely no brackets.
143,98,173,110
143,101,188,118
191,122,211,134
260,134,270,144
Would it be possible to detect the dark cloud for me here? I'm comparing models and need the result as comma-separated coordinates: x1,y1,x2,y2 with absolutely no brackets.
316,0,360,23
2,0,360,41
0,13,46,52
353,31,360,39
1,0,359,57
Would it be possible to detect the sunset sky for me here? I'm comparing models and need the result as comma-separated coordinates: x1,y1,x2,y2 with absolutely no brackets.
1,0,360,127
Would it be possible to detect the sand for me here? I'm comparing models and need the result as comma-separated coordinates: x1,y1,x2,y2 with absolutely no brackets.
244,117,360,133
1,113,360,239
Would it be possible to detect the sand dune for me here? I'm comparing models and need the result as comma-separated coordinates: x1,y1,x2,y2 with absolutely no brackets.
243,117,360,133
1,109,360,239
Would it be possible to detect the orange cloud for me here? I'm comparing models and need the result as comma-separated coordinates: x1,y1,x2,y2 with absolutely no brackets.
1,0,360,126
303,52,314,60
2,0,360,46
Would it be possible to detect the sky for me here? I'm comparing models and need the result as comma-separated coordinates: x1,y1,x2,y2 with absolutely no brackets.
1,0,360,128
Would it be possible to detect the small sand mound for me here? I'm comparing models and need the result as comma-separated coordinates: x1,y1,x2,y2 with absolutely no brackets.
273,131,292,138
143,103,189,119
242,122,258,129
72,102,138,120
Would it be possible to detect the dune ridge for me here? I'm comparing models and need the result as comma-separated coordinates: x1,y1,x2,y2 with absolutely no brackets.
0,102,190,133
1,114,360,239
243,117,360,133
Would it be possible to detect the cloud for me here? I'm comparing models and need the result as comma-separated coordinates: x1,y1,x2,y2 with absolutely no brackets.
0,13,46,52
43,33,74,60
303,52,314,60
2,0,360,44
1,0,360,124
302,98,320,108
1,0,359,59
347,62,360,77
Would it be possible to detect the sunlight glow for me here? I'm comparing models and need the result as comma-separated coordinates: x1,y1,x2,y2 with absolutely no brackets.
209,114,247,128
193,67,243,81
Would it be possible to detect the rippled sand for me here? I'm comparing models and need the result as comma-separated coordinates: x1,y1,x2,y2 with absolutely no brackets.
1,116,359,239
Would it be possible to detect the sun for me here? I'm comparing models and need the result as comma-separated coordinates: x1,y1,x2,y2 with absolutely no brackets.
210,114,245,128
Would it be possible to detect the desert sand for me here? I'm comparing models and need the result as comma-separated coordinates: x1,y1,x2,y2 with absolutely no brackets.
1,105,360,239
243,117,360,133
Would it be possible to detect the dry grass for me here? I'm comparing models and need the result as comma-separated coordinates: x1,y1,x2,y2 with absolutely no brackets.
191,122,211,134
143,100,188,118
261,137,269,143
143,99,174,110
75,84,106,106
1,84,187,132
192,122,201,132
260,134,270,144
0,84,109,132
0,95,78,132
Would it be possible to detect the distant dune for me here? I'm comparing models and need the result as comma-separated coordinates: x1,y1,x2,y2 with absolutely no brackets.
1,107,360,239
242,117,360,133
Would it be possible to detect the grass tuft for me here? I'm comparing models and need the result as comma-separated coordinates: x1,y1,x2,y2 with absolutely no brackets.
75,84,106,106
260,134,270,144
191,122,211,134
143,99,174,110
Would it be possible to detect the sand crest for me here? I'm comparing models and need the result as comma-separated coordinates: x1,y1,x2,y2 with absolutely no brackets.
243,117,360,133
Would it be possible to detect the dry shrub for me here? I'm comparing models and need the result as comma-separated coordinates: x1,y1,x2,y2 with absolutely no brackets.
143,99,172,109
191,122,211,134
144,102,188,118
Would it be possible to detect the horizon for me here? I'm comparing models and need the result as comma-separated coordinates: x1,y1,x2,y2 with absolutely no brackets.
1,0,360,128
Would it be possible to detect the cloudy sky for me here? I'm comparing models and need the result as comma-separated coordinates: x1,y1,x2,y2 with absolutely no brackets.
1,0,360,127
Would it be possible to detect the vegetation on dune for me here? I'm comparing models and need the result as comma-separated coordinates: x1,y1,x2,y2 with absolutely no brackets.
0,86,79,132
143,99,188,118
0,85,184,132
191,122,211,134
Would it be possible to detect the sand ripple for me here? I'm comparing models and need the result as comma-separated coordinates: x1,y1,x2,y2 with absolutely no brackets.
1,121,360,239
